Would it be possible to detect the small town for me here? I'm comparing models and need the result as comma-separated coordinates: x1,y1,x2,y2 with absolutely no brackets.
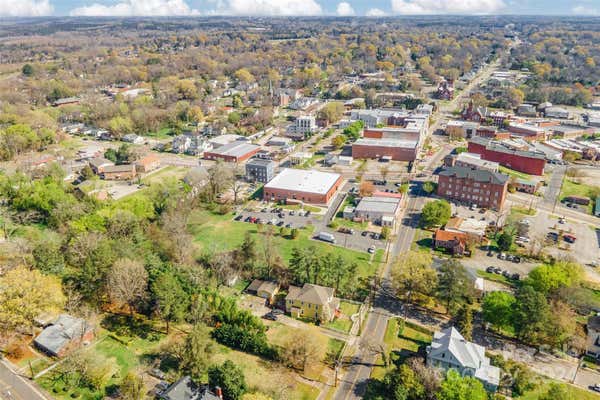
0,5,600,400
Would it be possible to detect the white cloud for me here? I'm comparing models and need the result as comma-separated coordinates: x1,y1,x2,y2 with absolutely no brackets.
365,8,386,16
0,0,53,16
572,5,599,15
391,0,505,15
215,0,323,16
336,2,355,16
70,0,200,16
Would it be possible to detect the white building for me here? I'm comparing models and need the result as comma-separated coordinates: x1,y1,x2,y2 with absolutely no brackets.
427,327,500,392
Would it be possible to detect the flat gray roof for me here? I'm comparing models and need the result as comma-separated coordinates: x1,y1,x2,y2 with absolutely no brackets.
354,138,418,148
246,158,275,167
265,168,341,195
355,196,401,214
209,141,260,158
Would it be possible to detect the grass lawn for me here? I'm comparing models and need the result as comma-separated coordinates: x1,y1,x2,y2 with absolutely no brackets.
560,179,600,214
384,318,432,354
511,206,536,216
146,127,176,139
142,166,190,185
499,165,532,180
280,203,323,213
411,227,434,253
189,210,380,283
324,301,360,333
518,383,599,400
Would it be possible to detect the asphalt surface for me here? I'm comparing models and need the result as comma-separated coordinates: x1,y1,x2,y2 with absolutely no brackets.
333,183,425,400
0,360,49,400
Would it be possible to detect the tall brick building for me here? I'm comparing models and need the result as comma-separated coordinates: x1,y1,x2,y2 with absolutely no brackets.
437,166,509,210
468,137,546,176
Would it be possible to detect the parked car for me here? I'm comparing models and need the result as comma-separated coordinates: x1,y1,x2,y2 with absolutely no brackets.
486,266,495,273
564,234,577,243
513,256,521,263
318,232,336,243
277,220,285,227
149,369,166,380
591,383,600,393
493,267,502,274
368,245,376,254
511,273,521,280
263,312,278,321
502,270,511,278
361,231,369,237
244,216,252,222
498,253,506,260
234,215,243,221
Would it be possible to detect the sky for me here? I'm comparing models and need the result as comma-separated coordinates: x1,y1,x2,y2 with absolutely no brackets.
0,0,598,18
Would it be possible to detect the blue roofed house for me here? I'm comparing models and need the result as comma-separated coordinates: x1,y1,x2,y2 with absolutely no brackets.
34,314,94,357
426,327,500,392
161,376,222,400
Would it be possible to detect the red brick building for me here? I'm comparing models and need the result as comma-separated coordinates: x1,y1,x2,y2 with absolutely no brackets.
263,169,343,205
508,123,547,141
468,137,546,176
437,166,509,210
204,141,261,163
433,229,468,255
352,138,418,161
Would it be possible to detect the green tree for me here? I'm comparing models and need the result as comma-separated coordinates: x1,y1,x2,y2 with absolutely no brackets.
228,112,241,126
497,231,514,252
381,364,425,400
391,251,437,305
317,101,345,124
22,64,34,76
208,360,247,400
482,291,516,332
513,285,550,344
152,272,189,334
525,261,583,295
539,383,573,400
454,305,473,341
437,260,475,315
332,135,347,149
182,324,216,381
438,370,487,400
380,226,391,240
420,200,451,228
120,372,145,400
422,181,437,195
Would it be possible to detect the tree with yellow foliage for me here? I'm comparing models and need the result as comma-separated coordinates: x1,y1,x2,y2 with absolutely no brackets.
0,267,65,334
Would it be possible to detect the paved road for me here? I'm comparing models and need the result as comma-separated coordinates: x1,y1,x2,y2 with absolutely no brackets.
0,360,49,400
542,165,567,208
333,184,425,400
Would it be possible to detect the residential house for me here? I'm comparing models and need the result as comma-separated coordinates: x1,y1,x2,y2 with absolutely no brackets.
427,327,500,391
433,229,468,255
285,283,340,322
161,376,222,400
436,80,454,100
246,280,280,304
122,134,144,144
587,316,600,359
172,135,192,154
34,314,93,357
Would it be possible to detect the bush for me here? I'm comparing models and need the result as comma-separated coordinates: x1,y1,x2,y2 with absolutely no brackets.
397,319,406,336
5,340,24,359
212,324,278,359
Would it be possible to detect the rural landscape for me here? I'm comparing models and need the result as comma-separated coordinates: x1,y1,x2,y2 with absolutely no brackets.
1,3,600,400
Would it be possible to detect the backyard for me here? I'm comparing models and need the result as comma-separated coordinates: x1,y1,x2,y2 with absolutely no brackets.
36,314,327,400
324,301,361,333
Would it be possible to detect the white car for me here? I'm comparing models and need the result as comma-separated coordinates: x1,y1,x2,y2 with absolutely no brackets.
368,245,376,254
517,236,530,243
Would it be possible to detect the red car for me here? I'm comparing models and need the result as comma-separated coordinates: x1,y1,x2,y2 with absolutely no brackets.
564,234,576,243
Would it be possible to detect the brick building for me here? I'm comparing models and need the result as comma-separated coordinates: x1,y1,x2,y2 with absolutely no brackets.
508,123,547,141
263,168,343,205
101,164,137,180
352,138,418,161
135,154,161,173
437,166,509,210
203,141,261,163
468,137,546,176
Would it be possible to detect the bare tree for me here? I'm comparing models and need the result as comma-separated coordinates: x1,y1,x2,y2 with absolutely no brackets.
106,258,148,317
228,165,245,204
281,331,324,372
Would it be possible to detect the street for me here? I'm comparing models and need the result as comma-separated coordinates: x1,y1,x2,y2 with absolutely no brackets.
0,360,49,400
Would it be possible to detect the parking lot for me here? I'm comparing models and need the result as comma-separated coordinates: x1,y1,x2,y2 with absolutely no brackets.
233,206,386,254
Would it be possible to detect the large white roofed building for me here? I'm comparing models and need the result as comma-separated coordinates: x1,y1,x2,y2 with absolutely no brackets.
263,168,343,205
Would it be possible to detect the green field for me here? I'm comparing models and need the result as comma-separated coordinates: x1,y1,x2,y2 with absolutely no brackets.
518,383,600,400
499,165,532,180
560,179,600,214
189,210,381,281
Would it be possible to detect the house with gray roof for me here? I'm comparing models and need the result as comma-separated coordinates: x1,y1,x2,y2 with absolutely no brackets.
34,314,93,357
354,196,401,226
427,327,500,391
161,376,221,400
